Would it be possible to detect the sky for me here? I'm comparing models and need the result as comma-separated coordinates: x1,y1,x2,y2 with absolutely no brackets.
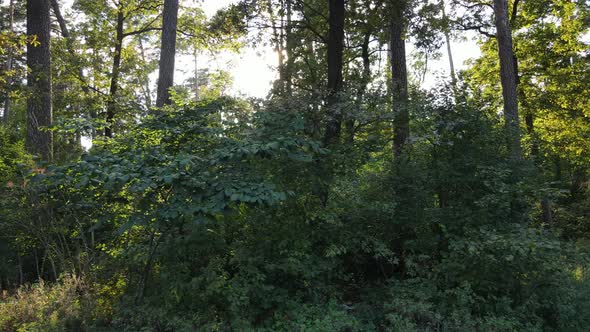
196,0,279,97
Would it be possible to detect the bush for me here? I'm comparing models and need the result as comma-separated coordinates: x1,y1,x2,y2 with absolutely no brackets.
0,274,93,332
0,126,32,185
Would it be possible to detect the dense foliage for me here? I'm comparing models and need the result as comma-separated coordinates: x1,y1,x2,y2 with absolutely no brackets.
1,0,590,331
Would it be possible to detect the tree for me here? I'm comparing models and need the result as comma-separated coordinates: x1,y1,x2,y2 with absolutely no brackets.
323,0,345,146
390,0,409,157
493,0,521,159
103,0,162,137
156,0,179,107
105,6,124,138
27,0,53,161
441,1,456,89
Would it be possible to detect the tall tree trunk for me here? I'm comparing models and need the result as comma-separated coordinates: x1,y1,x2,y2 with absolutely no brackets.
444,34,456,87
442,4,456,88
390,1,409,157
323,0,345,146
105,8,124,138
27,0,53,161
285,0,295,96
493,0,522,159
2,0,15,123
156,0,179,107
268,1,286,95
359,32,371,99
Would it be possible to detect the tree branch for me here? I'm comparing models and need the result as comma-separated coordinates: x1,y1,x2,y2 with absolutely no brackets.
510,0,520,26
456,22,496,38
122,14,162,38
123,26,162,38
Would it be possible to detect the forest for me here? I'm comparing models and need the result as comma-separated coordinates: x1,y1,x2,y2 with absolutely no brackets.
0,0,589,330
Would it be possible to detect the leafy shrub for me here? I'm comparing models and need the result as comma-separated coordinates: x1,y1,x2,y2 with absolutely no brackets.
0,126,32,185
0,274,93,332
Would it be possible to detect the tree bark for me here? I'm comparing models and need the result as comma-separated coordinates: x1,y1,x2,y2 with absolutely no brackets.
50,0,69,38
493,0,522,159
323,0,345,146
268,1,286,95
390,1,409,157
442,4,457,88
2,0,15,123
285,0,295,96
105,8,124,137
156,0,179,107
27,0,53,161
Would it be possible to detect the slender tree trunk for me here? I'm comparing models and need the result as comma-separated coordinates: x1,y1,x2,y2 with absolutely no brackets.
35,250,41,280
445,35,456,87
323,0,345,146
285,0,295,96
136,231,161,303
27,0,53,161
2,0,15,123
40,249,48,280
442,4,456,88
50,0,69,39
105,8,124,137
18,256,23,285
49,257,58,281
390,1,409,157
360,32,371,99
268,1,286,95
541,198,553,225
304,39,321,137
156,0,179,107
493,0,522,159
